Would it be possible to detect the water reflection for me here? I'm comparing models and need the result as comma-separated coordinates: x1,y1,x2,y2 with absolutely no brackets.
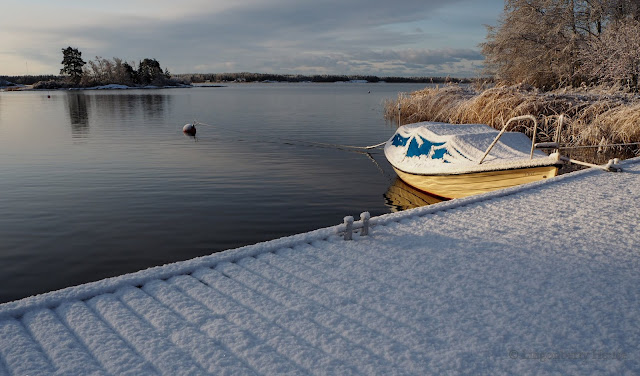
140,94,168,120
65,93,90,138
384,177,445,212
183,133,197,141
90,93,171,123
64,91,173,139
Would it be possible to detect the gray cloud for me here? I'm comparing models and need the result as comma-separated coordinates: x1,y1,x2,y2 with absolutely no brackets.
354,49,483,65
267,48,484,75
4,0,497,76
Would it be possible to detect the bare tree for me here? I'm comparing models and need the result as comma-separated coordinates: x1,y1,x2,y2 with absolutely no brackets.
481,0,630,89
481,0,580,88
607,0,640,21
580,18,640,89
80,56,138,86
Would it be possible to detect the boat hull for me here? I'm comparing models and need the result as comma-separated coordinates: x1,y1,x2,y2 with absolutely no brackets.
393,165,559,199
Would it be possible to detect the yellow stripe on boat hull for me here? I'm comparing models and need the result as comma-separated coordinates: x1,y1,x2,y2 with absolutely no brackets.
393,165,559,199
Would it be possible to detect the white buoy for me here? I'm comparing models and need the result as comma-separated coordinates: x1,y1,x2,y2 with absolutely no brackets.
183,123,196,135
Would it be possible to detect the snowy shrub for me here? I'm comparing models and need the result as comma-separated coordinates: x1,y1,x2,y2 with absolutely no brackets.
32,80,70,89
81,57,137,87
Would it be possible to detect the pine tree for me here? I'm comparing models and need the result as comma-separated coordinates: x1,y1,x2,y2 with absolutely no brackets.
60,47,86,84
137,58,163,85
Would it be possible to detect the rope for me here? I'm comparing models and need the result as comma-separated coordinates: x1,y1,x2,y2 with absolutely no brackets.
193,120,387,151
286,139,386,150
559,156,623,172
558,142,640,150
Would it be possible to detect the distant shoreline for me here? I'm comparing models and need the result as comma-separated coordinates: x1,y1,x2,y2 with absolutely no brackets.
0,83,228,92
1,80,449,92
1,73,478,90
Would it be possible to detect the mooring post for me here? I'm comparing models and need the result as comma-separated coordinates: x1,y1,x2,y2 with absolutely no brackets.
360,212,370,236
343,216,354,241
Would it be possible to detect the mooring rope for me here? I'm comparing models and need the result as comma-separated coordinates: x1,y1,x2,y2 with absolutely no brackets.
557,142,640,150
193,120,387,151
286,139,387,150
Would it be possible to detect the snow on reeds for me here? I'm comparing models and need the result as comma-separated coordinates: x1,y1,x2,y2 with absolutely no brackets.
384,84,640,150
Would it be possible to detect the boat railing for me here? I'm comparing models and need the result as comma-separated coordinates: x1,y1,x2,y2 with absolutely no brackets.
478,114,624,171
533,114,564,151
478,115,539,164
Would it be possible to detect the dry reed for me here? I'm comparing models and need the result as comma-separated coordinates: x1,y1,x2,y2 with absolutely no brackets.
384,84,640,153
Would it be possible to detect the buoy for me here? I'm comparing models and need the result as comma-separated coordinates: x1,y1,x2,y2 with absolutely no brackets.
182,123,196,135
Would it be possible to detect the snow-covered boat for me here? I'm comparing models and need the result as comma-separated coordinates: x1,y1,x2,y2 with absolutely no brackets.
384,115,562,199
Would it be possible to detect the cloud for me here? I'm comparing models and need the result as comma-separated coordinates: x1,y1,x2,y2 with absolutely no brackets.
266,48,484,76
356,49,484,66
1,0,497,76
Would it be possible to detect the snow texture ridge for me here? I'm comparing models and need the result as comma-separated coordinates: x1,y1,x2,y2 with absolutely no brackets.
0,158,639,374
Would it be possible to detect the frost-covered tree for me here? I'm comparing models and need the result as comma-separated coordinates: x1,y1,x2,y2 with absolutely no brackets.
60,47,86,84
80,56,139,86
69,54,173,87
112,58,132,85
481,0,637,89
481,1,580,88
580,18,640,89
607,0,640,21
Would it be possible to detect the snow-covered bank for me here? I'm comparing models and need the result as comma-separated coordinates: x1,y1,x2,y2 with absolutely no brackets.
68,83,193,90
0,80,24,90
0,158,638,374
4,83,195,91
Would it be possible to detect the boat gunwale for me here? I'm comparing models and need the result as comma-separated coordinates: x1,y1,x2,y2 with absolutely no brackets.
389,162,563,177
392,165,561,199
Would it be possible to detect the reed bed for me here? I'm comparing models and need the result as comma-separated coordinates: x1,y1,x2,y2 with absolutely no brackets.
384,85,640,154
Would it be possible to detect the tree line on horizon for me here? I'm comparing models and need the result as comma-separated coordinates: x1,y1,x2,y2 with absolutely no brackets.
483,0,640,90
2,72,473,87
176,72,473,84
0,75,59,86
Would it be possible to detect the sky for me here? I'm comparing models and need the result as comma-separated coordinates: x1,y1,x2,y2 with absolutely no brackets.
1,0,505,77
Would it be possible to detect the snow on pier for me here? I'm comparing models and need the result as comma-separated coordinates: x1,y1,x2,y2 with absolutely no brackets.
1,158,639,375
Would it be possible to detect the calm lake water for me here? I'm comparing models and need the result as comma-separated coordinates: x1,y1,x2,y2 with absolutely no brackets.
0,82,435,303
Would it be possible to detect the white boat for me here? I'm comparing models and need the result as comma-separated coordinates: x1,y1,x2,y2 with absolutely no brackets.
384,115,562,199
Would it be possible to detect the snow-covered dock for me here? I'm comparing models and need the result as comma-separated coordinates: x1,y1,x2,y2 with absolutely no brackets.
1,158,639,375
